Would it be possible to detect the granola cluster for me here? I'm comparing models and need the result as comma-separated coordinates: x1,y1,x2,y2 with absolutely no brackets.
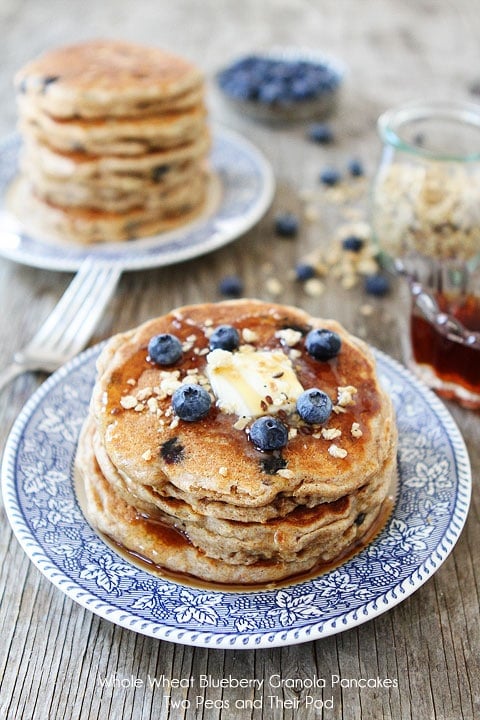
372,162,480,262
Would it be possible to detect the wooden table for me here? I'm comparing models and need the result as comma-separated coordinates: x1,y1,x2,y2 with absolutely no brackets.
0,1,478,718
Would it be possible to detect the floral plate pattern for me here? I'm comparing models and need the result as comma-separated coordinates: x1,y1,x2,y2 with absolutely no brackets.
2,347,471,649
0,126,274,272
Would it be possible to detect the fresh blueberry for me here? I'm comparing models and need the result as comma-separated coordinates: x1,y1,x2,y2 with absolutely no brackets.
218,275,244,298
151,164,170,183
364,273,390,297
258,80,284,103
342,235,364,252
148,333,183,365
295,263,316,281
218,55,341,107
296,388,333,424
275,212,299,238
347,158,364,177
319,167,341,186
307,123,334,144
290,77,316,100
209,324,240,351
172,384,211,422
249,416,289,451
305,328,342,361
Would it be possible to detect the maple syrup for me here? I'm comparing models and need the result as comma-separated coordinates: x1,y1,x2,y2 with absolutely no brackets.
410,292,480,408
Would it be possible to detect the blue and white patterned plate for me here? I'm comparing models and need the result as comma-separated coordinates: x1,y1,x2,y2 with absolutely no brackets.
2,347,471,649
0,127,274,272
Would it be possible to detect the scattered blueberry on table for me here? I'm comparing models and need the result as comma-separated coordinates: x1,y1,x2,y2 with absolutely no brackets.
294,262,316,281
218,275,244,298
274,212,300,238
307,122,334,144
342,235,364,252
347,158,364,177
319,167,341,186
364,273,391,297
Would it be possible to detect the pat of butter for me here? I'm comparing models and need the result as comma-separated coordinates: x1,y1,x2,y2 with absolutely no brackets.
205,347,304,417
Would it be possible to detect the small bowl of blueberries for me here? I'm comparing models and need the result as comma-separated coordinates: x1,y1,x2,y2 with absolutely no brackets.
216,47,344,123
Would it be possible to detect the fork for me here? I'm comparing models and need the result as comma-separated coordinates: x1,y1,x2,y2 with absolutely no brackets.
0,258,122,392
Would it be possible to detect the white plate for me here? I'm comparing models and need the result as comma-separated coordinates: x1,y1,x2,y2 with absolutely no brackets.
2,347,471,649
0,127,274,272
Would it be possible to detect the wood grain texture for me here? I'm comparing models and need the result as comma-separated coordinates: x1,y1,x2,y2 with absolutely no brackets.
0,1,479,719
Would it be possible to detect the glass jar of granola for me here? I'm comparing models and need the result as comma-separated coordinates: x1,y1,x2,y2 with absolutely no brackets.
371,100,480,408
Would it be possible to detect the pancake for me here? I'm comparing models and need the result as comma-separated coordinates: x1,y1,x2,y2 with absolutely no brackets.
22,164,206,214
13,40,210,244
21,159,202,211
14,39,204,119
19,130,210,182
7,172,207,244
75,299,398,585
18,100,207,156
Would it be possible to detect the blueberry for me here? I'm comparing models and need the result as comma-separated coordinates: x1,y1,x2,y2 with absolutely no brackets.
209,324,240,351
218,55,341,109
218,275,244,298
295,263,316,281
342,235,364,252
275,212,299,238
148,333,183,365
364,273,390,297
305,328,342,361
319,167,341,186
290,77,315,100
151,164,170,183
307,123,334,144
347,158,364,177
249,416,288,451
172,384,211,422
296,388,333,424
258,80,284,103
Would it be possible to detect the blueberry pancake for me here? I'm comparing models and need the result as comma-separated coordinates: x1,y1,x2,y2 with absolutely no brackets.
20,159,203,213
19,129,210,181
18,99,207,156
8,169,207,243
76,300,398,585
12,40,210,243
14,39,204,119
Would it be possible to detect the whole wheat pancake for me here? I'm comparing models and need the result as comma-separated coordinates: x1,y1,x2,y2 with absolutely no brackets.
13,40,210,244
19,130,210,181
14,40,204,119
81,415,395,565
8,173,207,243
76,300,398,585
18,100,207,156
24,165,206,213
21,159,201,211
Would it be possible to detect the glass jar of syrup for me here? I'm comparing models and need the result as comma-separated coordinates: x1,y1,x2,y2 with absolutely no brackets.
371,101,480,409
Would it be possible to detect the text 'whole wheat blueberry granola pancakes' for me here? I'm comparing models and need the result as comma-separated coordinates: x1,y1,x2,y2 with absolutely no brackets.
9,39,210,244
75,300,398,586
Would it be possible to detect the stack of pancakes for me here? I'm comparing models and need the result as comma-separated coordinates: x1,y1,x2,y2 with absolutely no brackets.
76,300,398,586
11,40,209,243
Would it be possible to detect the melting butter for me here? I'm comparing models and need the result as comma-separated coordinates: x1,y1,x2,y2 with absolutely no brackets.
206,347,304,417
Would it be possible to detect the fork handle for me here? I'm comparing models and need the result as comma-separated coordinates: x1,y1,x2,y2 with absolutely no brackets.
0,363,26,393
